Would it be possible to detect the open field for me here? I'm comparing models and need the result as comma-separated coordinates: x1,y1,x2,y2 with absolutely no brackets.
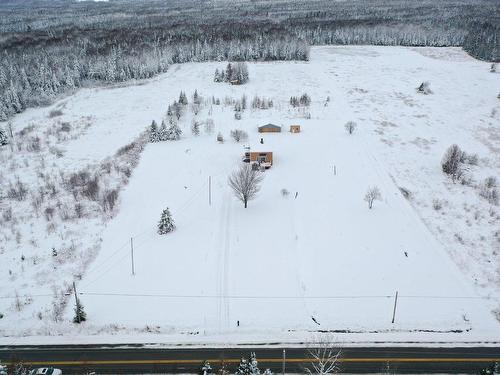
0,46,499,344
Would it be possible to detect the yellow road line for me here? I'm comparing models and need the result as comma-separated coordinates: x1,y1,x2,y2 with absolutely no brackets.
3,358,500,366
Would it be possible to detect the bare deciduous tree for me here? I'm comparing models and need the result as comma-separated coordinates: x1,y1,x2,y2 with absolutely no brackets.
228,164,264,208
305,335,342,375
230,129,248,142
364,186,381,209
344,121,357,135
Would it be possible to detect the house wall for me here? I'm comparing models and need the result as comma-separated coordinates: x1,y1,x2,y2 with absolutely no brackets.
249,152,273,164
259,127,281,133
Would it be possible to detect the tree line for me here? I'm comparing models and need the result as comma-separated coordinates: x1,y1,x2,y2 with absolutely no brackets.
0,0,498,121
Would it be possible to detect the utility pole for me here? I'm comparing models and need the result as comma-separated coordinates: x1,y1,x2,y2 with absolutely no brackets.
282,348,286,375
73,281,80,323
208,176,212,206
391,291,398,324
130,237,135,276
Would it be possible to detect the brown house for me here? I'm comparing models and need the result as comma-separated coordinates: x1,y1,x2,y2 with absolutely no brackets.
290,125,301,133
243,151,273,169
258,124,281,133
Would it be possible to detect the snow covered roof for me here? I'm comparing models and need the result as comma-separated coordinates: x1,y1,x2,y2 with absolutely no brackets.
258,123,281,130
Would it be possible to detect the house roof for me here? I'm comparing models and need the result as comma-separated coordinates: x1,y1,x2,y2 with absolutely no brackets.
258,123,281,130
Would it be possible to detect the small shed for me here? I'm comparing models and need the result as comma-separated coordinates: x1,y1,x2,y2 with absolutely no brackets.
230,79,241,85
290,125,301,133
243,151,273,169
258,124,281,133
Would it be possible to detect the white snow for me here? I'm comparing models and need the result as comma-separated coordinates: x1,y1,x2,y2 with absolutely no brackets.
1,46,499,344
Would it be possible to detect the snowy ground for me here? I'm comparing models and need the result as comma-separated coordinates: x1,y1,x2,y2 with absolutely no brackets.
0,46,499,344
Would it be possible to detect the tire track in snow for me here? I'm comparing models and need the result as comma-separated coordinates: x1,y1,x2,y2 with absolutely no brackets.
222,198,232,328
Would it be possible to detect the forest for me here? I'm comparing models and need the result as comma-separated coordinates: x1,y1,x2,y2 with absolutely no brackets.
0,0,498,120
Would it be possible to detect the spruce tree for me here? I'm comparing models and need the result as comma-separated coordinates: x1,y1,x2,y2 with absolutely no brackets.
168,121,182,140
73,297,87,323
234,357,250,375
0,128,8,146
159,120,169,141
200,360,213,375
179,91,188,105
248,352,260,375
158,208,175,235
193,89,201,105
149,120,159,143
225,63,233,82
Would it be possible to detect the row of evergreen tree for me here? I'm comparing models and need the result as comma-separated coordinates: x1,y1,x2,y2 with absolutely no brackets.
149,120,182,143
214,62,249,84
0,0,497,121
0,37,307,121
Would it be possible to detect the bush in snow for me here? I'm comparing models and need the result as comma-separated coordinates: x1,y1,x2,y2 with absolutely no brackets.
491,63,497,73
217,132,224,143
281,188,290,198
0,128,8,146
364,186,381,209
344,121,357,135
432,198,443,211
230,129,248,142
416,81,432,94
228,164,264,208
158,208,176,235
441,144,464,182
479,177,499,205
204,119,214,134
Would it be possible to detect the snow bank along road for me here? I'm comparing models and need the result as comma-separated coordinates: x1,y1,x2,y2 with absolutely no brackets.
1,345,500,374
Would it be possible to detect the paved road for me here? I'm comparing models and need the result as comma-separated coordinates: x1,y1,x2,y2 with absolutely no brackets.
1,345,499,374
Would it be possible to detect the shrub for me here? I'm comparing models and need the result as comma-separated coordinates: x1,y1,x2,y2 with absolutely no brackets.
364,186,381,209
441,144,464,182
230,129,248,142
345,121,357,135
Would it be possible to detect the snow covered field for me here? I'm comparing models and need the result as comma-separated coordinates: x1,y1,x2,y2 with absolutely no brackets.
1,46,499,344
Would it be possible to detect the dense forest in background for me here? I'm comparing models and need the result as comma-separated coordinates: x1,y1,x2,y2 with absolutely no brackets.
0,0,498,121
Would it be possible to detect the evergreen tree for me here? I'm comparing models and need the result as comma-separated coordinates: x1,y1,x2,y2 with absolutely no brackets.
159,120,169,141
214,68,221,82
234,357,250,375
248,352,260,375
179,91,188,105
158,208,175,235
191,120,200,136
167,104,173,117
167,121,182,140
193,89,201,105
149,120,159,143
73,296,87,323
200,360,213,375
225,63,233,82
0,127,8,146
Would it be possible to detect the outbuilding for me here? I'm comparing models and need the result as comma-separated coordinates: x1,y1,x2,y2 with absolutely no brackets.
258,124,281,133
290,125,301,133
